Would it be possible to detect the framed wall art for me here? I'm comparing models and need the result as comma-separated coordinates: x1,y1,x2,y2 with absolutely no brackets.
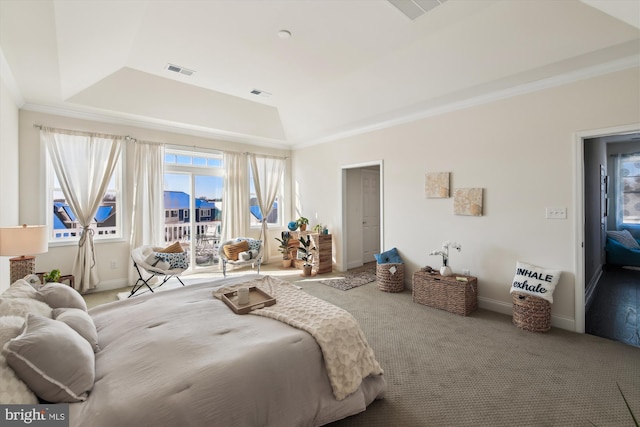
454,188,483,216
425,172,450,198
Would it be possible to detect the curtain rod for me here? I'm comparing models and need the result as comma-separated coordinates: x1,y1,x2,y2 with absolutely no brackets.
33,124,136,142
34,124,288,158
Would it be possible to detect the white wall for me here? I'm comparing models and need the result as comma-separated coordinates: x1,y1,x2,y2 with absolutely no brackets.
0,75,20,292
291,68,640,331
17,110,291,292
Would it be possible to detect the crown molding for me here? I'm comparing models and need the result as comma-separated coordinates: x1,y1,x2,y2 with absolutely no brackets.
293,55,640,149
20,102,292,150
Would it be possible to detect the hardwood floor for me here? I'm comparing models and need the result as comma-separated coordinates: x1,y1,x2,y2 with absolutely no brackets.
586,266,640,348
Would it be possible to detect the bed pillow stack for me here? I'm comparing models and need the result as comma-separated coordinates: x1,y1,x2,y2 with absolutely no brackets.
0,279,98,403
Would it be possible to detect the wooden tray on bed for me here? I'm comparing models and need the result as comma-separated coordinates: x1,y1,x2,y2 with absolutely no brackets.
221,286,276,314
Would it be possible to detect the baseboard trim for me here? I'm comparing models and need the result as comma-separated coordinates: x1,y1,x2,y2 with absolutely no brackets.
478,296,576,332
85,278,129,294
347,260,364,270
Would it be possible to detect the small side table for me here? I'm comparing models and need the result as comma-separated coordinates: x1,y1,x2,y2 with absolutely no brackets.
412,271,477,316
36,273,75,288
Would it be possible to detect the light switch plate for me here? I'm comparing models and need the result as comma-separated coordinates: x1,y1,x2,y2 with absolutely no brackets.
546,207,567,219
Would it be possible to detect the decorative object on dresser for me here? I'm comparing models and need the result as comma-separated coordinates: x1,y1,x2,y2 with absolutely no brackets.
428,240,462,277
412,269,478,316
374,247,405,292
0,224,48,284
296,216,309,231
509,261,561,332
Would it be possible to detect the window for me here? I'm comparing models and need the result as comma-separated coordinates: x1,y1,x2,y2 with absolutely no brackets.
164,148,224,268
46,149,123,243
616,153,640,225
249,161,284,228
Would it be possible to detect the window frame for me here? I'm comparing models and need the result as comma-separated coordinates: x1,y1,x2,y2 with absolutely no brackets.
248,160,285,229
45,143,125,246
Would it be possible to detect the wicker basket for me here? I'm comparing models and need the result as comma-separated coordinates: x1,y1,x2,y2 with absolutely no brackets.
512,292,551,332
376,263,405,292
412,272,477,316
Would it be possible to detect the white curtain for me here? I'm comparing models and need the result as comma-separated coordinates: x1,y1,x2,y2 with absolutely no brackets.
614,154,625,230
249,154,285,262
42,128,122,292
129,141,165,283
220,152,249,244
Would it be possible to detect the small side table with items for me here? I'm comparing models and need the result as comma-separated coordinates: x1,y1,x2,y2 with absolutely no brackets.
36,272,75,288
412,268,477,316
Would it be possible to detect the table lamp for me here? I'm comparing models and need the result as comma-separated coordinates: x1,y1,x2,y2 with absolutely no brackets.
0,224,48,284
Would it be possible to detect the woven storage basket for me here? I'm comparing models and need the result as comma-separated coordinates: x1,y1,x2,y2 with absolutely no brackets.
412,272,477,316
512,292,551,332
376,263,405,292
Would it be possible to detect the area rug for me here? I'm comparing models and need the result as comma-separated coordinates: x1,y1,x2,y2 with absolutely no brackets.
318,271,377,291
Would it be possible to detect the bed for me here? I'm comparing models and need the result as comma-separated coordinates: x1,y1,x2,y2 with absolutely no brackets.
0,274,386,427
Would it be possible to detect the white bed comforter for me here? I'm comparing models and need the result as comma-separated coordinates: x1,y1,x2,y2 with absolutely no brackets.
70,274,386,427
215,275,384,400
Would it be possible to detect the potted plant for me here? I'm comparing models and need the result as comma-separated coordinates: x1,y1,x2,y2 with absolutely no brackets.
296,216,309,232
43,269,61,283
298,235,315,276
275,231,293,268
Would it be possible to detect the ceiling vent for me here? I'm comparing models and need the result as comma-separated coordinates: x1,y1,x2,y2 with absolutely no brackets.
387,0,447,20
166,63,195,76
250,89,272,98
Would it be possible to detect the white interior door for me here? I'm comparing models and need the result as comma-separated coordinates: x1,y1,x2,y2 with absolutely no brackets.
362,169,380,263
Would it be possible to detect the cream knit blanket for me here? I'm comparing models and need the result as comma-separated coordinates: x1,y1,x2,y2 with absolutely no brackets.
214,275,383,400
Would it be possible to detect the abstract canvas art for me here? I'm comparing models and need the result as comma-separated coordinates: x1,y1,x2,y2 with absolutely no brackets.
454,188,483,216
425,172,450,198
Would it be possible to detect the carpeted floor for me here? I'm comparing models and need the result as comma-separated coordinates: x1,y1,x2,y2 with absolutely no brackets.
83,263,640,426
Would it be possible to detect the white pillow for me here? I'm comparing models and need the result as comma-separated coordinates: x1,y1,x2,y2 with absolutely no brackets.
4,314,95,403
0,316,38,404
37,282,87,312
607,229,640,250
2,279,38,299
510,261,561,304
0,297,53,319
53,308,100,352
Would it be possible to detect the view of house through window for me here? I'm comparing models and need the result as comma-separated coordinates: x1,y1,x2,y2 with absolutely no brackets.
249,165,281,228
47,154,122,242
164,149,223,268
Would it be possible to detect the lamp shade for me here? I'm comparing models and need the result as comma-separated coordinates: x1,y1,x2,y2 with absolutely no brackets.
0,225,48,256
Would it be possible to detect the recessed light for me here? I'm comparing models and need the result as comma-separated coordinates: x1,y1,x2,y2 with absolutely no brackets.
277,30,292,39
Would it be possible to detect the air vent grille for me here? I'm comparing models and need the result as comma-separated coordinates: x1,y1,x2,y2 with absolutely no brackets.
388,0,447,20
250,89,272,98
166,63,195,76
